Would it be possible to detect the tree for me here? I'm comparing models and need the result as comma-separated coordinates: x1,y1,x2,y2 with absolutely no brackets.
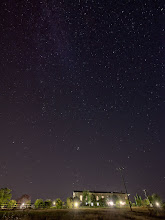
7,200,17,209
44,199,52,209
148,194,162,207
91,194,96,206
55,198,63,209
34,199,44,209
99,197,106,207
134,194,142,207
0,188,12,208
142,198,150,207
66,197,73,208
82,191,89,206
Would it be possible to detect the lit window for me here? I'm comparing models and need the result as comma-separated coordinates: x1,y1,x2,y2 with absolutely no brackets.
80,195,83,201
102,196,104,198
96,196,99,201
97,202,99,206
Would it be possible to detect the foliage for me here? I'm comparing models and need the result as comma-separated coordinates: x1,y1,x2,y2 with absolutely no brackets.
34,199,44,209
125,198,132,207
55,198,63,209
7,200,17,209
82,191,89,206
141,198,150,207
44,199,52,209
148,194,162,207
111,195,118,204
66,197,73,208
99,197,106,207
0,188,12,207
163,202,165,211
134,194,142,207
90,194,96,206
125,198,129,206
116,200,123,207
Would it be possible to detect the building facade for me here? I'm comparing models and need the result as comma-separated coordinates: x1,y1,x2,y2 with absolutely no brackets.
73,190,128,204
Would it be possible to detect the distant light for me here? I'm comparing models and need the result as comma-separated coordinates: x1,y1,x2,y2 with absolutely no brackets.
120,201,125,206
74,202,78,208
97,202,99,206
53,201,56,205
91,203,93,206
20,203,25,209
108,201,114,206
155,202,160,207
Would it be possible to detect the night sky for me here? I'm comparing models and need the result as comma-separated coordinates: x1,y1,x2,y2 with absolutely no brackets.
0,0,164,202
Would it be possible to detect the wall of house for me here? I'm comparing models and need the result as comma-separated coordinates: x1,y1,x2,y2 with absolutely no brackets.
73,191,127,202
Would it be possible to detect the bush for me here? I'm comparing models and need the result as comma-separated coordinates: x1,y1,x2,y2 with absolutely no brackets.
66,197,73,208
7,200,17,209
148,194,162,207
44,199,52,208
134,194,142,207
99,197,106,207
56,198,63,209
34,199,44,209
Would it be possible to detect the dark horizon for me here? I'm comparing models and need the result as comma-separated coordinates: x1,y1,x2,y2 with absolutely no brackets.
0,1,164,202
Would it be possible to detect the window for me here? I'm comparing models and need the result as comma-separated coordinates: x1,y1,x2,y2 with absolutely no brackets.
96,196,99,201
80,195,83,201
102,196,104,198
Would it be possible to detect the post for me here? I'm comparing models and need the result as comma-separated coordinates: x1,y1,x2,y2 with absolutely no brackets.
143,189,151,207
119,168,132,211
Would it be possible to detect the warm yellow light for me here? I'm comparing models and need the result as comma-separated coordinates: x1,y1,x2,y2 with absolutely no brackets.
53,201,56,205
120,201,125,206
74,202,78,208
108,201,114,206
155,202,160,207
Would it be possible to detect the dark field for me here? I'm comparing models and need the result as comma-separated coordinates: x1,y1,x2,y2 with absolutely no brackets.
0,208,165,220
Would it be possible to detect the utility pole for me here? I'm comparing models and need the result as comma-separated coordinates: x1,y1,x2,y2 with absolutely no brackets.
143,189,151,207
119,167,132,211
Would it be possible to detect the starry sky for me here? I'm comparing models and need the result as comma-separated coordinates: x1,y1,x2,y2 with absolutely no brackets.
0,0,164,202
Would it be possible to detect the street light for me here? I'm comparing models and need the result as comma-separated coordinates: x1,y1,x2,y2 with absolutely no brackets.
108,201,114,206
120,201,125,206
155,202,160,207
74,202,78,208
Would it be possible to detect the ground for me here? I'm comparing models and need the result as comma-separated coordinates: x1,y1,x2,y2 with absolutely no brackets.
0,207,165,220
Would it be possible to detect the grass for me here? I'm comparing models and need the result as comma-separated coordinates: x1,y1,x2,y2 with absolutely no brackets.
0,207,165,220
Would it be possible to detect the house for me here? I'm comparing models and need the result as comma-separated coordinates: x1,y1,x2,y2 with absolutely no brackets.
73,190,128,206
17,194,31,209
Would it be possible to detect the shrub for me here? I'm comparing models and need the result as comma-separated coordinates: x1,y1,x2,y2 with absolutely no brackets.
55,198,63,209
44,199,52,208
34,199,44,209
66,197,73,208
7,200,17,209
